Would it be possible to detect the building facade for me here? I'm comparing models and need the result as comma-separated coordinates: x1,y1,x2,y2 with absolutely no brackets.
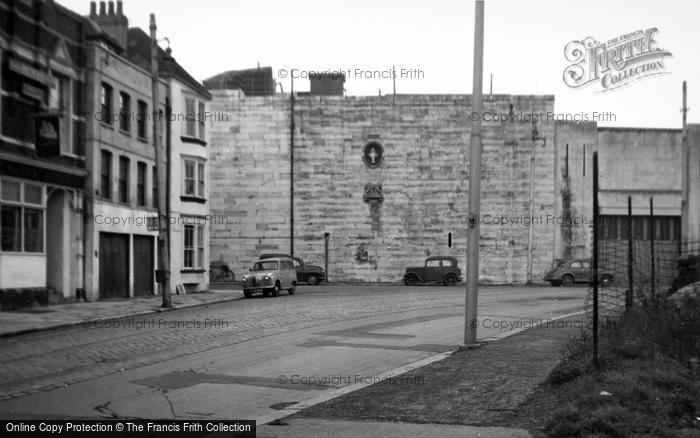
1,0,211,302
82,2,165,300
207,80,700,284
126,28,212,294
0,0,88,298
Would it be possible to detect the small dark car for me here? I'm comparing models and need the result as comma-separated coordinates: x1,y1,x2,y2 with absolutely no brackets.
404,256,463,286
543,258,614,287
258,253,326,285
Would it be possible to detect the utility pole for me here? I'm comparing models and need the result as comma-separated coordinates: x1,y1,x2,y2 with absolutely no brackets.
681,81,689,253
290,76,295,257
465,0,485,345
151,14,171,308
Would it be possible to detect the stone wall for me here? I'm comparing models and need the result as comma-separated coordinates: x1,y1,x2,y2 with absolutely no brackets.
209,91,558,283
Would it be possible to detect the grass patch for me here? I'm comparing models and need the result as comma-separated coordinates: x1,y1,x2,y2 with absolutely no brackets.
539,294,700,437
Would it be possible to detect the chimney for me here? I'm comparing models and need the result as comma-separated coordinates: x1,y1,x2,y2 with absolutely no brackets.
309,72,346,96
92,0,129,51
89,1,97,17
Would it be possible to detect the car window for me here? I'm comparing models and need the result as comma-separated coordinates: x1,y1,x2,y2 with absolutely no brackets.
441,259,455,267
570,262,582,269
426,260,440,267
581,262,590,269
293,259,301,268
253,261,278,271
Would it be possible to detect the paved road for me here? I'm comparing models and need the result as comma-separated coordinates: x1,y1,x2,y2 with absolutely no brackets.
0,284,586,422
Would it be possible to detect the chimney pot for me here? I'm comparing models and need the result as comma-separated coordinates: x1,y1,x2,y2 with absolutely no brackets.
89,1,97,17
99,1,106,15
108,1,115,15
117,1,123,15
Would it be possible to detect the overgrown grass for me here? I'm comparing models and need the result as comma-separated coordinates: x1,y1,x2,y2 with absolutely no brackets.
543,294,700,437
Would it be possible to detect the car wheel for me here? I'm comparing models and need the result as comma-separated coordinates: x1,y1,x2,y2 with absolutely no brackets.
443,274,457,286
272,282,280,297
288,283,296,295
307,275,319,286
404,274,418,286
224,270,235,282
561,274,574,287
550,280,562,287
600,274,613,287
243,290,252,298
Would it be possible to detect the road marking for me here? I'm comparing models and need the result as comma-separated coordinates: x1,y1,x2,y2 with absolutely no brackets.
254,310,585,426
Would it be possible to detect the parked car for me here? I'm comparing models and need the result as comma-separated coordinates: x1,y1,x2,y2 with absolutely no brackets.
258,253,326,285
242,257,297,298
543,258,614,287
404,256,463,286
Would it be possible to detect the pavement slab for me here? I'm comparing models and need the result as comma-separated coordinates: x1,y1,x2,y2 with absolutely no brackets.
257,418,532,438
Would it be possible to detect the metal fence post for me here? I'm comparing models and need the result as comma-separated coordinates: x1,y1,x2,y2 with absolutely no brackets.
650,197,655,296
627,196,633,309
592,152,600,368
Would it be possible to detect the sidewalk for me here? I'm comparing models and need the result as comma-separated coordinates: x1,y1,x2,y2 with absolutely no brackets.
0,289,243,337
258,314,585,438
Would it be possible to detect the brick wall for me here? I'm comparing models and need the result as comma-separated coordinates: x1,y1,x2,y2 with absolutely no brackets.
209,91,559,283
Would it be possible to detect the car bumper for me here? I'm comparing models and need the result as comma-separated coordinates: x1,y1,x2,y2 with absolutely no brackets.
243,278,273,289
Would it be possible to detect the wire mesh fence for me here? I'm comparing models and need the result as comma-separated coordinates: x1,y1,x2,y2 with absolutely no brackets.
585,238,700,323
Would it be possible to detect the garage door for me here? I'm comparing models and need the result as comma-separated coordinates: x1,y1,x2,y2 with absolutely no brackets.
99,233,129,299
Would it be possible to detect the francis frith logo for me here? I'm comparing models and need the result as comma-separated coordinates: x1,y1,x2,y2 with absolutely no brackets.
563,28,672,92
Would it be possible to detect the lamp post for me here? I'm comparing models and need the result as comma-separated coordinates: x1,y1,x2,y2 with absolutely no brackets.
465,0,485,345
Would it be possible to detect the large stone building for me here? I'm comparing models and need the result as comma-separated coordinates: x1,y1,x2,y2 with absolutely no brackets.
207,75,700,284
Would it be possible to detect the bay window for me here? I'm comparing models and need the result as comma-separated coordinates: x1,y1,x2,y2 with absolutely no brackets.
183,223,205,269
182,158,206,199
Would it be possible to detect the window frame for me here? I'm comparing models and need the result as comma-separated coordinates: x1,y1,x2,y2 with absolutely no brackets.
100,82,113,124
137,100,148,141
183,222,205,270
136,162,147,207
0,179,46,254
182,157,206,199
118,156,130,204
198,101,206,140
185,97,197,138
119,91,131,133
100,150,112,200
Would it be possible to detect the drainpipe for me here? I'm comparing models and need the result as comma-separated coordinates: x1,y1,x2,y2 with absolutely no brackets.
681,81,689,253
527,127,537,284
150,14,171,308
529,124,547,284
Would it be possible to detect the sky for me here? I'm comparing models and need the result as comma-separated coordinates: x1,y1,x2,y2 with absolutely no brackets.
59,0,700,129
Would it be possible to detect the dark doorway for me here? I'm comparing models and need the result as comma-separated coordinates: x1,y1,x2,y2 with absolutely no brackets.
99,233,129,299
133,235,154,296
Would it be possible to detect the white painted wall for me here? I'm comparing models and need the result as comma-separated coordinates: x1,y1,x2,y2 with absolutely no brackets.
0,254,46,288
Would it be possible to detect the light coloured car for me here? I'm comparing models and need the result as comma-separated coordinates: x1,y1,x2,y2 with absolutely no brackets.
242,257,297,298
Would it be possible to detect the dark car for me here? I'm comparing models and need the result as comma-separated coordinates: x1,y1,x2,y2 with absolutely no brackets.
404,256,462,286
543,258,614,287
258,253,326,285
